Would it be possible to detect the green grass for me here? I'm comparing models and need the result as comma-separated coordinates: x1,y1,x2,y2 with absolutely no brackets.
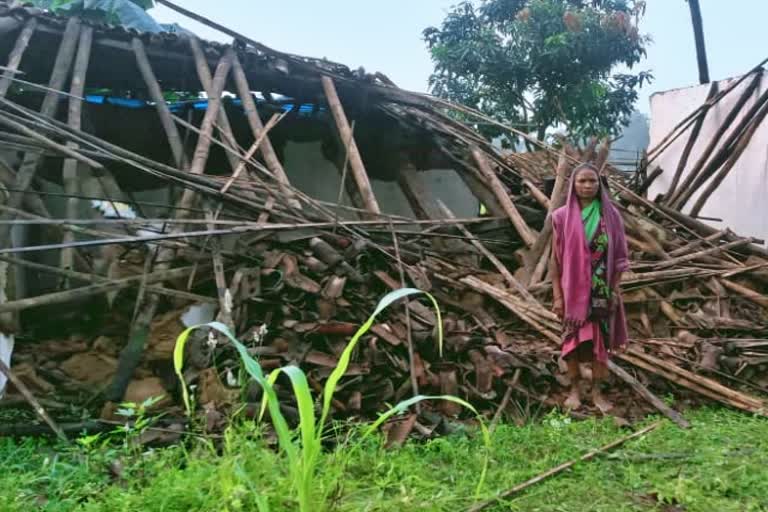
0,408,766,511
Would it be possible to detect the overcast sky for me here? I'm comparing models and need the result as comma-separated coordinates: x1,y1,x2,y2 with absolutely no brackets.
151,0,768,114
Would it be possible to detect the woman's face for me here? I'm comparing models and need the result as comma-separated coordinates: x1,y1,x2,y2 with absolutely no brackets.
574,168,599,201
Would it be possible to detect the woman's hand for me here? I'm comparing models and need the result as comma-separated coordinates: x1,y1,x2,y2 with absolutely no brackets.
553,296,564,319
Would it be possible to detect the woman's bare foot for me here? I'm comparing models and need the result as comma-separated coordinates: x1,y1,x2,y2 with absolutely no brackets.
564,387,582,410
592,388,613,413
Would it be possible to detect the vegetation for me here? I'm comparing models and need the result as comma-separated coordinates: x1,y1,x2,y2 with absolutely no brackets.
26,0,161,32
0,408,766,511
424,0,653,145
174,289,488,511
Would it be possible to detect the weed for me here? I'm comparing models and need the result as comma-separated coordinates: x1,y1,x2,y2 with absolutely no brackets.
173,288,489,511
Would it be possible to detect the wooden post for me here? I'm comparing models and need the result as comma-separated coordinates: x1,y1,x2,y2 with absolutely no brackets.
0,18,37,97
0,17,81,245
176,48,234,213
397,167,438,220
106,47,234,404
687,0,710,84
472,148,536,247
188,36,240,170
321,75,381,215
61,26,93,277
231,55,290,185
132,37,188,169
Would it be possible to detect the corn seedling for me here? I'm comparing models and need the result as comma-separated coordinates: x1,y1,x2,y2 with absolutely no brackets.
174,288,489,511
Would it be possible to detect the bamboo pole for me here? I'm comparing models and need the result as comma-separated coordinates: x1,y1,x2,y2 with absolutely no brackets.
720,278,768,308
61,26,93,277
132,37,188,169
188,36,241,171
467,422,663,512
0,359,69,444
472,148,536,247
174,48,234,215
669,74,764,209
0,17,81,245
0,18,37,97
0,266,201,314
397,167,438,220
653,238,752,270
321,75,381,215
231,55,291,186
523,151,570,279
689,98,768,217
608,361,690,428
436,200,542,306
666,82,718,198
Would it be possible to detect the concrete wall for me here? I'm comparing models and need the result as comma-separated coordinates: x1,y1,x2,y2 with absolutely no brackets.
282,141,479,220
648,74,768,242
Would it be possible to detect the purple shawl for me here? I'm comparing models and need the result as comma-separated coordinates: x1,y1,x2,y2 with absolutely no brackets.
552,167,630,350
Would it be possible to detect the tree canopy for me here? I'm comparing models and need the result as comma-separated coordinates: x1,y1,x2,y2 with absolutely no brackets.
424,0,652,145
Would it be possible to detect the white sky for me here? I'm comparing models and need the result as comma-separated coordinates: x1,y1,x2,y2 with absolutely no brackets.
150,0,768,114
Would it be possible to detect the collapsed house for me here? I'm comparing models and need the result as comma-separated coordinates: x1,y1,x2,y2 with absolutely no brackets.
645,67,768,243
0,1,766,439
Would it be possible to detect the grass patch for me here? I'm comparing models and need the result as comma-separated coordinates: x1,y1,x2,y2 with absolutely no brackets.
0,408,766,511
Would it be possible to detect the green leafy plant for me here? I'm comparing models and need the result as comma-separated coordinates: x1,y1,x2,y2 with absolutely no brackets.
424,0,652,144
174,288,489,511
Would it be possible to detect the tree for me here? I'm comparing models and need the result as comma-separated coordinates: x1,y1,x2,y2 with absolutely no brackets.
423,0,652,145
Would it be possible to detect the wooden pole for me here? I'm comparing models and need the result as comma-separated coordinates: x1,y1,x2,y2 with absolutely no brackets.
61,26,93,276
231,55,291,185
0,359,69,444
132,37,188,169
188,36,241,171
668,74,763,209
176,48,234,214
665,82,718,198
321,75,381,215
0,17,81,245
471,148,536,247
687,0,710,84
467,422,663,512
0,18,37,97
397,167,438,220
607,361,690,428
689,98,768,217
523,151,570,279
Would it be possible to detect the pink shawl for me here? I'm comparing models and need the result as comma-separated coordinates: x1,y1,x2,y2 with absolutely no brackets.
552,166,630,350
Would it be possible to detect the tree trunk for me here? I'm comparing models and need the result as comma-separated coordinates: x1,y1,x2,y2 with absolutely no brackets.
687,0,710,84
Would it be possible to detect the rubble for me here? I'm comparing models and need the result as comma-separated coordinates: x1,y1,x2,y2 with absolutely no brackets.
0,1,766,441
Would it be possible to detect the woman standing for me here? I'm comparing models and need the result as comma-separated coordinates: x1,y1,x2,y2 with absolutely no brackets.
550,164,629,412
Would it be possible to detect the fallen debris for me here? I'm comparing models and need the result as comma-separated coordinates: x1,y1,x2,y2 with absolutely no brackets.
0,2,766,441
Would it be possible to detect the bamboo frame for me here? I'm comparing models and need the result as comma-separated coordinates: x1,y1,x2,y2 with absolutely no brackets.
0,18,37,97
321,75,381,215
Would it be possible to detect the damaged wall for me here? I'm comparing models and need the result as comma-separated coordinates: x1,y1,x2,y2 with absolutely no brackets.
648,75,768,242
282,141,479,220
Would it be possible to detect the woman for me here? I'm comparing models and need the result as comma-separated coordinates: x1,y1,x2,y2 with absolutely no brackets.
550,164,629,412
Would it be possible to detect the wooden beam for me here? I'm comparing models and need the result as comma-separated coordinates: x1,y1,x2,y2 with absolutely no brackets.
687,0,710,84
176,48,234,213
321,75,381,215
0,18,37,97
0,17,81,246
472,148,536,247
132,37,188,169
231,55,291,185
397,167,437,220
61,26,93,276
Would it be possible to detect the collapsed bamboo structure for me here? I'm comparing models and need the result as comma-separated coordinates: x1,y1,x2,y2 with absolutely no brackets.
0,2,766,440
